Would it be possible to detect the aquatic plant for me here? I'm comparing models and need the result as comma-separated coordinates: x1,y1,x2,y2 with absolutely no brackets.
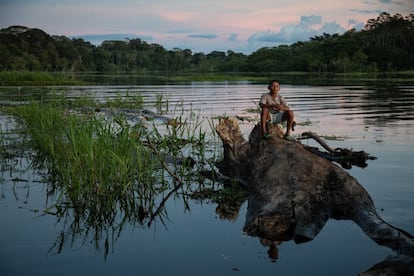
6,94,224,257
154,93,169,114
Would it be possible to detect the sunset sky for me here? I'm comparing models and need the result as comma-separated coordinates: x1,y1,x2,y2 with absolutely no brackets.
0,0,413,54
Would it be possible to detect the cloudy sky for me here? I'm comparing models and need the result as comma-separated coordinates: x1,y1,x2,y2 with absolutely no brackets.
0,0,413,54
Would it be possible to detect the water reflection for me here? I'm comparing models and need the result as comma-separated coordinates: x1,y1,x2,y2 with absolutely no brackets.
1,83,414,275
42,171,249,259
0,102,221,259
260,239,281,262
16,153,219,259
44,180,183,258
1,84,413,129
360,86,414,124
211,180,414,274
72,72,173,85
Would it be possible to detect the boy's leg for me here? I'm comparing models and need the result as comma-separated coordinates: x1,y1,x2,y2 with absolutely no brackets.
261,107,271,135
282,110,295,136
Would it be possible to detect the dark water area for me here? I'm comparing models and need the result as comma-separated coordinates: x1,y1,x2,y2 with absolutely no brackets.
0,82,413,275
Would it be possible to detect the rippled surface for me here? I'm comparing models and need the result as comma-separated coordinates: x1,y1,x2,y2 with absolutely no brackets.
1,83,413,275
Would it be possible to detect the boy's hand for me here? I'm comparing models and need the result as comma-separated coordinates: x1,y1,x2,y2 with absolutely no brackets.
272,103,281,110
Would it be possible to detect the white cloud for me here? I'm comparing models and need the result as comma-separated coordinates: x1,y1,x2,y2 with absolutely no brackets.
247,15,349,51
1,0,413,54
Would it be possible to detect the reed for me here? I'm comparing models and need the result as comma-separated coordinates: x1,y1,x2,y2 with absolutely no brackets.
155,94,169,114
5,93,225,256
11,95,214,204
105,92,144,109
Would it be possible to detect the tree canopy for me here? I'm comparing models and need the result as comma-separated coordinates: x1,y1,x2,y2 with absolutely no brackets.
0,13,412,73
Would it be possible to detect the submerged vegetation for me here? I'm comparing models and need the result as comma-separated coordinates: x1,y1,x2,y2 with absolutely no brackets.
0,93,245,257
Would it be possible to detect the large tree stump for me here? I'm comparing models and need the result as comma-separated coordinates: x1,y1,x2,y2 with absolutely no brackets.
215,117,414,258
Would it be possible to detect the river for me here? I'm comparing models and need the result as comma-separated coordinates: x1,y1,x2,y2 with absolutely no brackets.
1,82,413,275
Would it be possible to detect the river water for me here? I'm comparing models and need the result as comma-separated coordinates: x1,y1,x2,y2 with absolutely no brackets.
1,82,413,275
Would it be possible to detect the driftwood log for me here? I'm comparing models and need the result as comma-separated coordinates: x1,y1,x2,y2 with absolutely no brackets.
299,131,376,169
215,117,414,272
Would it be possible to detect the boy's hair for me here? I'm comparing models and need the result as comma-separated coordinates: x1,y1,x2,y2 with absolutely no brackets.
268,80,279,90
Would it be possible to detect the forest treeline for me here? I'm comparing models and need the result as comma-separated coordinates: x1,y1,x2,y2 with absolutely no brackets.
0,12,413,74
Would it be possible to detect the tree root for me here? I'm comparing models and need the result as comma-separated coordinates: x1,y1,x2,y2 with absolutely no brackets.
300,131,377,169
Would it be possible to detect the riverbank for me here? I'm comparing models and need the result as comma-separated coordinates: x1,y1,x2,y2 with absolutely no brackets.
0,71,83,86
1,70,414,86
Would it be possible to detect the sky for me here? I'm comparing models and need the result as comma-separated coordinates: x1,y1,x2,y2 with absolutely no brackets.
0,0,413,54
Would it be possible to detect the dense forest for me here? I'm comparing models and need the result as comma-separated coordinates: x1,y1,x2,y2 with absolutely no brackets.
0,12,413,74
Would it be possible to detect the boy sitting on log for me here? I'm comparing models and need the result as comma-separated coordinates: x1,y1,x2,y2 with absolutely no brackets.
260,79,296,141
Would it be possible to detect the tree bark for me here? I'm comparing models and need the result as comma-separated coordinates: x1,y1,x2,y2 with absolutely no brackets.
215,117,414,257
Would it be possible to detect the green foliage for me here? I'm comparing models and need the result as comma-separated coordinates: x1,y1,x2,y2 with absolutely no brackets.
1,93,231,256
0,71,80,85
7,95,217,229
13,94,215,182
0,13,413,75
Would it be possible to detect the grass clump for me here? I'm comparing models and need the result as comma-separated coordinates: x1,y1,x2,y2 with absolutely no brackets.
4,94,229,256
9,94,214,214
0,71,82,86
13,102,154,195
